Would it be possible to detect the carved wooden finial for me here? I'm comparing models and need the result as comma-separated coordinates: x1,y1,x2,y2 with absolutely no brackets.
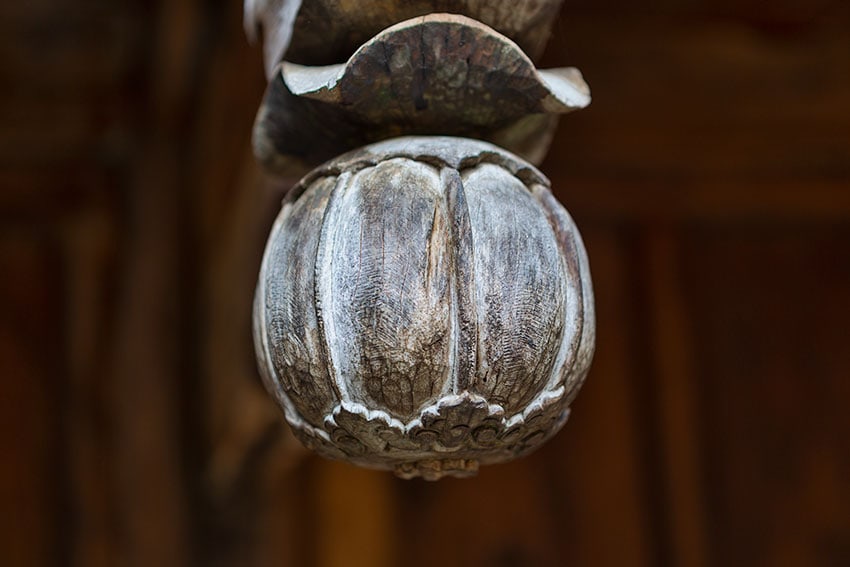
247,2,595,479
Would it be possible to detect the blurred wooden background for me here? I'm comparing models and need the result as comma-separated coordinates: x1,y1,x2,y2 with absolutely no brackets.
1,1,849,566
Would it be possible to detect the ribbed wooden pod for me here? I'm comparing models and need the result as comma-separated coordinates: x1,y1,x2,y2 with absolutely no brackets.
254,137,594,479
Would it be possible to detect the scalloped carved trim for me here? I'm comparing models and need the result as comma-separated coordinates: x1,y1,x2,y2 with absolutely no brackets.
287,389,575,479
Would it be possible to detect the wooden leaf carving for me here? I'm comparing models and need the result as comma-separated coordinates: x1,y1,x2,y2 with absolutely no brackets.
245,0,565,75
253,14,590,177
281,14,589,119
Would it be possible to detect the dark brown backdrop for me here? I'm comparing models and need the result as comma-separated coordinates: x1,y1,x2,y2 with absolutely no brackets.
2,1,849,566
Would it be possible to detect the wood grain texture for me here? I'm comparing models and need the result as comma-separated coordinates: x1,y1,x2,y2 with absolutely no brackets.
462,164,567,412
255,136,595,479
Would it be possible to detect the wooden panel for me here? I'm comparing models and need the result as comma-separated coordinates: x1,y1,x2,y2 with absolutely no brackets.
61,208,123,567
0,234,63,567
639,228,708,567
683,224,850,566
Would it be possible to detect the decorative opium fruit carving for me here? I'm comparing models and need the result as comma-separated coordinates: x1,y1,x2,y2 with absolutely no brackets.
246,0,596,480
254,137,595,479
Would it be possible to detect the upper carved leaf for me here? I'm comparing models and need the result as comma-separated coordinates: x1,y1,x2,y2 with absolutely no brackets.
252,14,591,176
281,14,590,119
245,0,565,75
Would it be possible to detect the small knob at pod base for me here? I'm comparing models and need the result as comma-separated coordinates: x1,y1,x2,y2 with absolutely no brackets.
253,136,595,480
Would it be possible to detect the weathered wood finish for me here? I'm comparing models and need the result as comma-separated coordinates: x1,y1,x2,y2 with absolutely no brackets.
283,16,588,120
254,137,594,479
253,14,589,176
245,0,564,75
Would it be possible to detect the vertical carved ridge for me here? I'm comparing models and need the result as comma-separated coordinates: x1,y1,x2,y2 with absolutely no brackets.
314,171,353,403
442,167,476,393
533,184,588,393
254,206,296,415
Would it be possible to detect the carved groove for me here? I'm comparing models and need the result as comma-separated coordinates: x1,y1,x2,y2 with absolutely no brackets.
442,168,476,392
